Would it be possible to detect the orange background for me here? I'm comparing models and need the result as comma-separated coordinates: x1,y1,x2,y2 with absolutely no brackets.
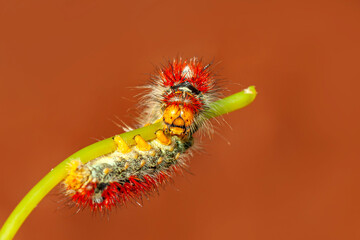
1,0,360,239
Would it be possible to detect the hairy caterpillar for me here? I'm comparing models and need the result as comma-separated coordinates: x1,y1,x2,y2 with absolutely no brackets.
63,58,221,211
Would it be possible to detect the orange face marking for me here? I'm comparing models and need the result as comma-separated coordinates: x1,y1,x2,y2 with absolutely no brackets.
163,105,181,125
169,126,186,136
163,104,195,136
181,107,194,127
172,117,185,126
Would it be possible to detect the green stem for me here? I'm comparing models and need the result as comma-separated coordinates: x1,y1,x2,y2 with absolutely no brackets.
0,86,257,240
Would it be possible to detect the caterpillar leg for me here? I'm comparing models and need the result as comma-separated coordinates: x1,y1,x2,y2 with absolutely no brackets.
156,130,171,145
114,135,131,153
134,135,152,151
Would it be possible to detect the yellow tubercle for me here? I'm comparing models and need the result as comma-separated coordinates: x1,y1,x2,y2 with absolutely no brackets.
149,149,156,157
157,157,163,165
114,135,131,153
134,135,152,151
103,168,110,175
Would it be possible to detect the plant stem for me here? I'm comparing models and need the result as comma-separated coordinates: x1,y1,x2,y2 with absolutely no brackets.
0,86,257,240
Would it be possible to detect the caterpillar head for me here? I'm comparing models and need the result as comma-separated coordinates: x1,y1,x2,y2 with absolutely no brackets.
139,57,221,137
147,58,220,137
162,86,197,136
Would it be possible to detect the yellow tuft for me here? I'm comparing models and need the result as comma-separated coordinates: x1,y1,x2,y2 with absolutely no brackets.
63,160,90,195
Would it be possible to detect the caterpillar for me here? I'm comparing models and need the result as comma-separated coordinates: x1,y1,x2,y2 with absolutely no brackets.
63,57,221,211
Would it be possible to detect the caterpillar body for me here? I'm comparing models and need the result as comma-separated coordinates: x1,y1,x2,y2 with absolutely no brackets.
63,58,220,211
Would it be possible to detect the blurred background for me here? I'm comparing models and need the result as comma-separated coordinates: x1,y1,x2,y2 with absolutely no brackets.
0,0,359,239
